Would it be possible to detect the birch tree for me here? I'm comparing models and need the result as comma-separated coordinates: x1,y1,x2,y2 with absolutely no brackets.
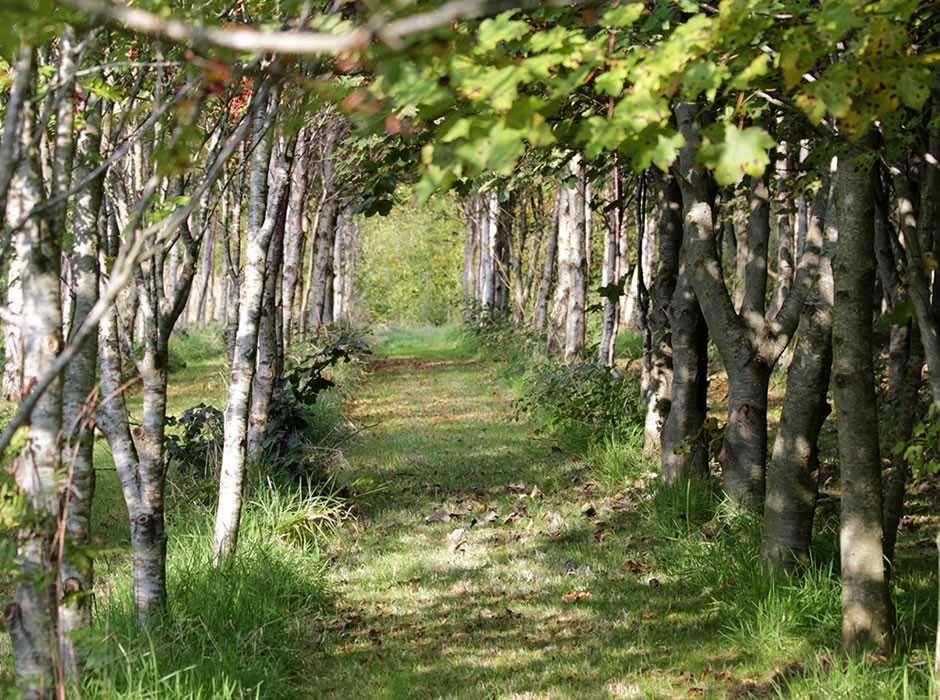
214,89,294,566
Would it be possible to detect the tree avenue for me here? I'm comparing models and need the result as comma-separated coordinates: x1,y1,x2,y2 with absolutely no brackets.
0,0,937,696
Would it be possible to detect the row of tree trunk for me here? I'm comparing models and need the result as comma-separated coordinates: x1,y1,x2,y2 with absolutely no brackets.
0,36,365,696
460,100,940,654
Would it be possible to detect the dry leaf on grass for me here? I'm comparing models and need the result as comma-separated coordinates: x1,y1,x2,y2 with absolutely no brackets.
563,590,590,603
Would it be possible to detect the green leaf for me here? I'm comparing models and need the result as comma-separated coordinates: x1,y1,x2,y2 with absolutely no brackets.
476,10,530,50
698,124,776,186
601,3,645,27
594,65,627,97
899,67,931,110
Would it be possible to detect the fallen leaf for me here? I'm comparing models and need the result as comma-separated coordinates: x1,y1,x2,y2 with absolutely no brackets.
624,560,653,573
426,509,451,523
452,584,468,595
564,590,590,603
448,538,468,553
581,503,597,518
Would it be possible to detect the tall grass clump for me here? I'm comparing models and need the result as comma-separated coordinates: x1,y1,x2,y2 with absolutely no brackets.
81,486,342,698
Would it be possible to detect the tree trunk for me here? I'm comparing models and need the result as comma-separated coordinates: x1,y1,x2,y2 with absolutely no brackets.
282,128,311,348
761,178,833,574
659,262,708,482
598,167,622,366
246,189,288,463
675,104,819,507
534,184,561,330
59,89,104,671
833,136,893,653
5,46,63,699
550,178,575,351
564,155,588,363
214,106,293,566
643,170,682,458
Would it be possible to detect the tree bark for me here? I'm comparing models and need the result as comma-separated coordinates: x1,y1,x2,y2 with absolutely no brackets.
59,89,104,671
282,128,311,347
5,46,63,699
246,188,288,463
214,101,293,566
598,167,622,366
534,184,561,330
674,103,819,507
833,135,893,652
564,155,588,363
643,169,682,458
761,177,833,574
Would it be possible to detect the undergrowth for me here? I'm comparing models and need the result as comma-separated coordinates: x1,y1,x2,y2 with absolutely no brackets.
82,477,343,698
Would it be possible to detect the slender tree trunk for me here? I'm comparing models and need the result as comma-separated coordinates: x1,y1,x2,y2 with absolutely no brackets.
564,155,588,363
644,170,682,458
535,184,561,330
598,168,622,366
282,128,311,348
332,207,346,324
550,179,574,351
4,47,63,699
834,136,893,653
246,189,288,462
214,105,293,566
761,179,833,574
892,111,940,411
59,90,104,671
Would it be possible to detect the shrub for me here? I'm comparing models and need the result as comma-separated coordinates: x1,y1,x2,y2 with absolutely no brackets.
515,360,643,444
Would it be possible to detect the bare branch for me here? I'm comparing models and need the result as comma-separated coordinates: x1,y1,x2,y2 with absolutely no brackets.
58,0,560,55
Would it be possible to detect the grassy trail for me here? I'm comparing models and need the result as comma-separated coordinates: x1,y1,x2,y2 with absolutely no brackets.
302,329,747,699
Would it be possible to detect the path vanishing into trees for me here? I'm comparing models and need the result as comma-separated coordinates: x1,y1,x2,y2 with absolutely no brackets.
298,330,782,699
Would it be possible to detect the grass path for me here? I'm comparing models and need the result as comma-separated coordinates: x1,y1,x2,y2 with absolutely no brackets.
300,329,766,699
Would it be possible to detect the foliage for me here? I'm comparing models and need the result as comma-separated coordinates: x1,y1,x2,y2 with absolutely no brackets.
461,301,545,367
893,406,940,478
356,195,464,326
165,403,224,479
516,360,642,444
259,336,365,484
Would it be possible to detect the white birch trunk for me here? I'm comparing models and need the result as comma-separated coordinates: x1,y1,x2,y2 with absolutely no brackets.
5,47,64,698
214,98,292,566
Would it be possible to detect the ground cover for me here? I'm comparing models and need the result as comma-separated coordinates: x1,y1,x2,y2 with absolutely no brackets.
301,326,936,698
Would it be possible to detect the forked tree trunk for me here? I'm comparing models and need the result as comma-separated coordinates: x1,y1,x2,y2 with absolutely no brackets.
214,106,293,566
675,104,819,507
761,177,833,574
833,136,893,653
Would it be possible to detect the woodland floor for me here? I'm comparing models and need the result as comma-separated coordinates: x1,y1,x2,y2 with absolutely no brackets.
296,329,932,699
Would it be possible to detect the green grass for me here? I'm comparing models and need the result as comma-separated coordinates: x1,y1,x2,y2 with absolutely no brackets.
374,324,477,361
1,324,937,698
296,326,935,699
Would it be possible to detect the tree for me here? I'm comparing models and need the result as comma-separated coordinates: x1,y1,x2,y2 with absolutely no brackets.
833,136,893,652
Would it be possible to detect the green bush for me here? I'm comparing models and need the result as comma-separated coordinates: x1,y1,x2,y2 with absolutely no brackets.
515,360,642,444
